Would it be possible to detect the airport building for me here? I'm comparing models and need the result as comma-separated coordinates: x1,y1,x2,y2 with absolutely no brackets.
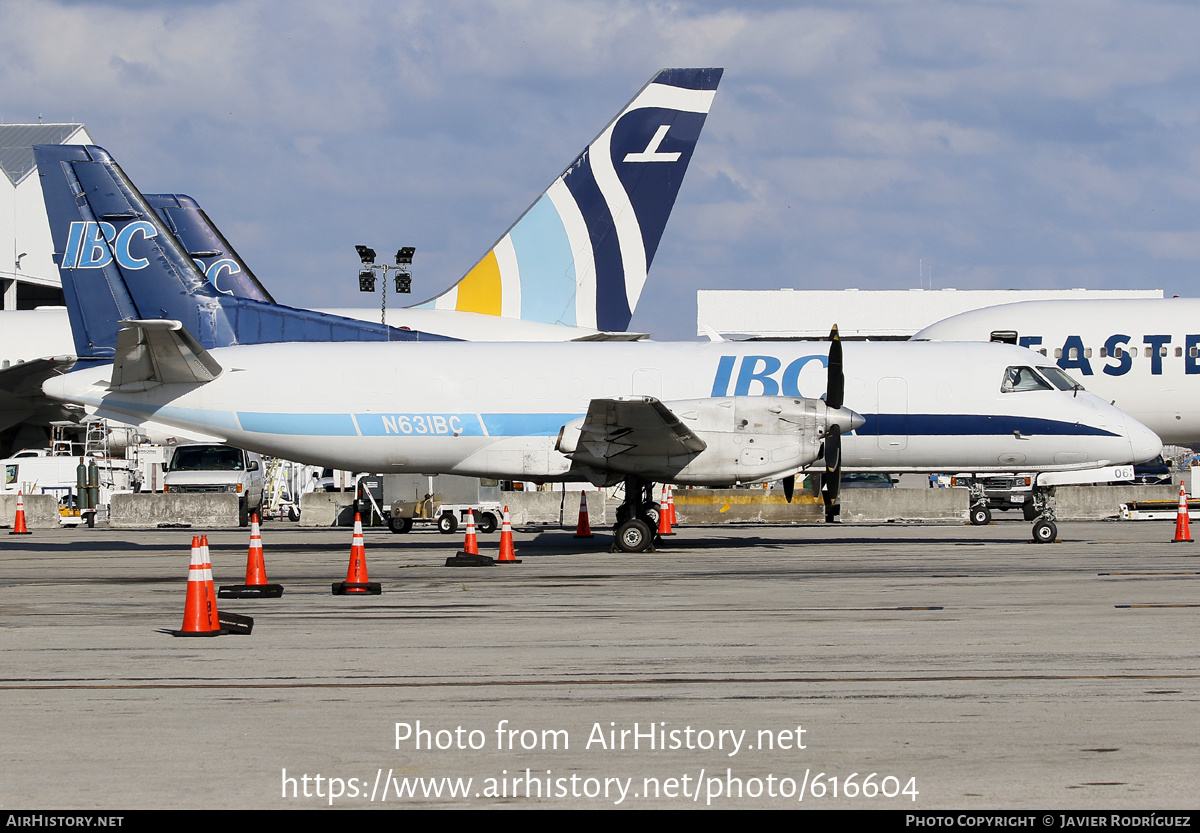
0,123,92,310
697,288,1164,340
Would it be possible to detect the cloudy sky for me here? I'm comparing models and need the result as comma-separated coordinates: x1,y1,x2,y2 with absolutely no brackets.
2,0,1197,340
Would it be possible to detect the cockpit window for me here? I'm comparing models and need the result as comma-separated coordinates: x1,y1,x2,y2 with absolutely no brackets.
1037,366,1086,392
1001,366,1053,393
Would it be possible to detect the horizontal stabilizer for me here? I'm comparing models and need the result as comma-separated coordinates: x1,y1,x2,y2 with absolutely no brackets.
110,320,222,390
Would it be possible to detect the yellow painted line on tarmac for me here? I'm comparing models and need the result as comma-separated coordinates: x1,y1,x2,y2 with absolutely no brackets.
675,494,822,506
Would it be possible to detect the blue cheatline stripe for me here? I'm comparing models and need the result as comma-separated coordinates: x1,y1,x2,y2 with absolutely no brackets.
237,412,358,436
857,414,1119,438
355,413,486,437
510,194,577,326
214,411,580,438
481,413,582,437
104,400,243,432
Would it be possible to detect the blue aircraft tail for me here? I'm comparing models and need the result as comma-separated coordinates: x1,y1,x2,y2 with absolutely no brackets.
413,67,722,332
35,144,447,360
144,193,276,303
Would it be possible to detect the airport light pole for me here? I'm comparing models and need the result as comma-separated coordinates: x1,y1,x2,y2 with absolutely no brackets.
355,245,415,340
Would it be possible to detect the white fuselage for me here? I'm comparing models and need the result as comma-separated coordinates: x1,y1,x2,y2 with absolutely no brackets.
0,305,592,369
0,309,76,367
914,298,1200,446
43,340,1162,482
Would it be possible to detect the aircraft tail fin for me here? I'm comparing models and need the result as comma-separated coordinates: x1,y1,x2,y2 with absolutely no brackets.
144,193,276,303
416,67,722,332
35,144,450,359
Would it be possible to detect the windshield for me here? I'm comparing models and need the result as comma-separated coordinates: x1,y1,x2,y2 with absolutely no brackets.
1000,366,1053,393
1037,366,1086,392
168,445,245,472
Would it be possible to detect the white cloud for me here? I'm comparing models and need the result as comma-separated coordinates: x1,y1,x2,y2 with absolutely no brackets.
2,0,1199,339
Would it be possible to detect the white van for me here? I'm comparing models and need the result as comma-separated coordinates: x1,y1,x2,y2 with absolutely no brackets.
163,444,265,527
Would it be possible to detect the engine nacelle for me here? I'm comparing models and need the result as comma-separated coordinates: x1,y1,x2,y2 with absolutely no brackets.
558,396,863,486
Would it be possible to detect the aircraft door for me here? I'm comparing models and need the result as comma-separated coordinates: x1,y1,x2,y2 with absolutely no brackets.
876,377,909,451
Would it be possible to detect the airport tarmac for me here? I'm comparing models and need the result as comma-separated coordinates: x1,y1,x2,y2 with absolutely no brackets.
1,518,1197,809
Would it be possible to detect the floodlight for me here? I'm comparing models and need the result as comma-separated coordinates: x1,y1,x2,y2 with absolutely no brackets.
358,269,376,292
355,245,376,265
395,246,415,266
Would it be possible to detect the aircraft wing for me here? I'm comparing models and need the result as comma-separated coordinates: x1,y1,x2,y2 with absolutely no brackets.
0,357,82,431
570,332,650,342
0,357,77,398
110,320,223,390
572,397,707,464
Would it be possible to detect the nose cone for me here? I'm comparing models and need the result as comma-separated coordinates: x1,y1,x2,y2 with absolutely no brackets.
1127,415,1164,465
829,406,865,434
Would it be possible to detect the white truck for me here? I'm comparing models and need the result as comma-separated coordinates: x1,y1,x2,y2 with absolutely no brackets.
163,443,265,527
2,452,136,526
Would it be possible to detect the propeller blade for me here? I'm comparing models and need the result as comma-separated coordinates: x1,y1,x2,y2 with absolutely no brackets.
826,324,844,411
822,426,842,523
783,474,794,504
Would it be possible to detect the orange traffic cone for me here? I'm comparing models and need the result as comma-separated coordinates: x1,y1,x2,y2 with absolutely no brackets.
1172,483,1193,543
219,514,284,598
668,485,678,526
333,512,382,593
657,489,674,536
9,491,31,535
446,508,495,566
573,491,593,538
462,509,479,555
496,506,521,564
172,536,222,637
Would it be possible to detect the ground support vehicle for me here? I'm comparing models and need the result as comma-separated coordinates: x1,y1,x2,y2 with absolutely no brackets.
2,451,136,526
373,474,503,534
954,475,1038,524
162,443,265,527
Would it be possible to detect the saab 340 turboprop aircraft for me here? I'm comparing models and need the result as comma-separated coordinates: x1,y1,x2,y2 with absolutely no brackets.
914,298,1200,447
36,134,1161,548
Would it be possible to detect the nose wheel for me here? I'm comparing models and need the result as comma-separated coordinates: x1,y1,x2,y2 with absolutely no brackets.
1032,519,1057,544
969,505,992,526
1030,485,1058,544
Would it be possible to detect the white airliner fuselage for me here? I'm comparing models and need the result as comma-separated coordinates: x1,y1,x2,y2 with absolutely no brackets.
914,298,1200,446
44,339,1161,481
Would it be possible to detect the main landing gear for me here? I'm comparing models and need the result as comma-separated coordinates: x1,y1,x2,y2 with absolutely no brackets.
613,476,661,553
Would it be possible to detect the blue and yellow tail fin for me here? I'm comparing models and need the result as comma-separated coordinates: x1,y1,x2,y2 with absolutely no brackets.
417,67,722,332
